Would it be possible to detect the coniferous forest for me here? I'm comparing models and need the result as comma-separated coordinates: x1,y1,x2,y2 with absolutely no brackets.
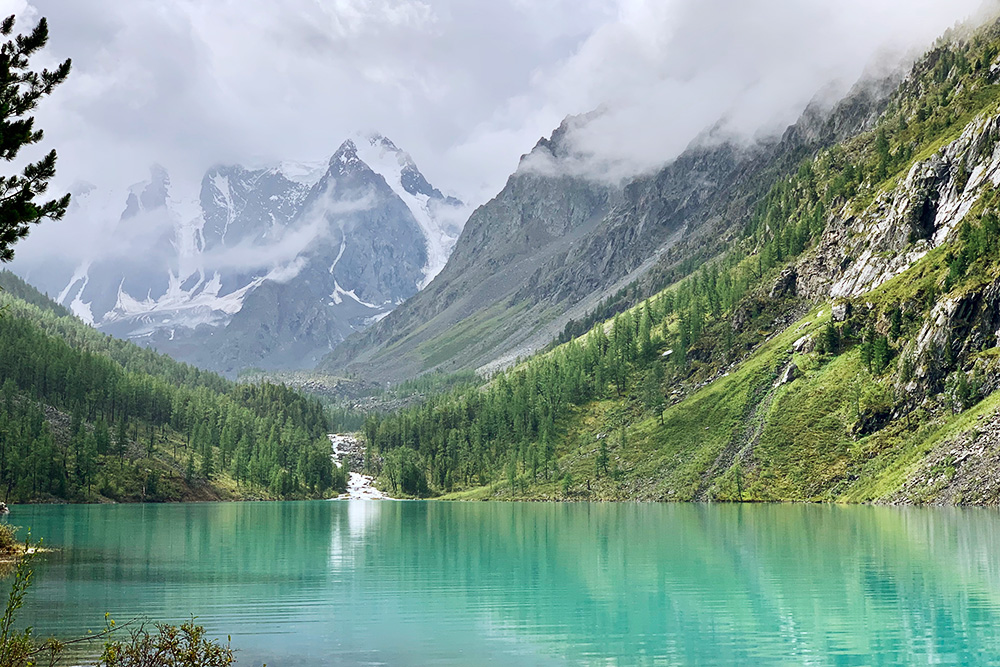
0,271,344,502
360,27,1000,500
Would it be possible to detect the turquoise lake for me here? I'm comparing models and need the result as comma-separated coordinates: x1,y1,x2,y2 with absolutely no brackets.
12,500,1000,665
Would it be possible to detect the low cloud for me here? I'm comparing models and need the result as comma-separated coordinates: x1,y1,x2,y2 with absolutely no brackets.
7,0,996,270
197,188,377,275
512,0,995,184
262,256,309,285
9,172,380,296
198,218,328,275
18,0,613,204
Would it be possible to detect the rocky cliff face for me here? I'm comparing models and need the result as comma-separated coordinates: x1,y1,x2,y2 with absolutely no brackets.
797,113,1000,301
320,119,625,380
790,99,1000,408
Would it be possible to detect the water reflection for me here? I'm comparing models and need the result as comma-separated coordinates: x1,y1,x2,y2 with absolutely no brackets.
14,502,1000,666
328,498,382,568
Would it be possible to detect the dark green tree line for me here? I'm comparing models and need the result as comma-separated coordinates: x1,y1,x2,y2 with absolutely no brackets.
0,282,343,502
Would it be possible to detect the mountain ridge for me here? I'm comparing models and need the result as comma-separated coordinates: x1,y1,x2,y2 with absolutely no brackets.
13,134,468,376
353,14,1000,505
317,64,902,382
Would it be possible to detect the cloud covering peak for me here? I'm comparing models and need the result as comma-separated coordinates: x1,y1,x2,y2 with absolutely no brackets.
10,0,994,222
516,0,996,182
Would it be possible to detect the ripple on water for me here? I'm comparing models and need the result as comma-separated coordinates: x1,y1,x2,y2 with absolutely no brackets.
12,502,1000,666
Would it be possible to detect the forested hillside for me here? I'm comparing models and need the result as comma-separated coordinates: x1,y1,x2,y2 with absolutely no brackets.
360,17,1000,505
0,270,344,502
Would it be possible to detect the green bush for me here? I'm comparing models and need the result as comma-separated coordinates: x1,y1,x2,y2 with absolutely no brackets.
0,526,17,556
99,621,234,667
0,539,235,667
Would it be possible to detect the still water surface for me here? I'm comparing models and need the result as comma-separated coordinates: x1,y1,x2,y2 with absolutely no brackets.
13,501,1000,665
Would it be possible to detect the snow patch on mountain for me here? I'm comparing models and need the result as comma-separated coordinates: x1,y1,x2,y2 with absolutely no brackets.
276,160,328,188
106,270,262,334
364,311,392,326
354,134,466,287
330,281,381,309
210,173,237,244
69,277,95,326
329,237,347,275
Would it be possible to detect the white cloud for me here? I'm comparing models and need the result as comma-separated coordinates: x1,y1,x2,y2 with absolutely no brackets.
7,0,996,268
198,186,377,273
21,0,613,204
510,0,992,182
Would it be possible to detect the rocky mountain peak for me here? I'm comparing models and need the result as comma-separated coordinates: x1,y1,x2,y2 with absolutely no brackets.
357,133,461,205
365,133,399,152
330,139,365,171
15,132,467,377
121,164,170,220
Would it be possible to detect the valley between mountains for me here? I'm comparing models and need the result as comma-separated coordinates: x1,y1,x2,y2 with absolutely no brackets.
9,12,1000,507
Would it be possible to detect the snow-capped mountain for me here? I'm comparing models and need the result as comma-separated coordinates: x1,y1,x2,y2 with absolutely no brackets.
354,135,464,287
17,135,469,375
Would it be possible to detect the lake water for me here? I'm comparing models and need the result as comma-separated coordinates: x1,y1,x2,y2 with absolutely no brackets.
13,501,1000,665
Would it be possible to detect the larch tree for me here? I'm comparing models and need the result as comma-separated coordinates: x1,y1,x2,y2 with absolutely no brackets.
0,14,71,262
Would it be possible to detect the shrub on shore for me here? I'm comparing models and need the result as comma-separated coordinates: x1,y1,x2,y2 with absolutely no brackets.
0,526,16,556
98,621,234,667
0,537,235,667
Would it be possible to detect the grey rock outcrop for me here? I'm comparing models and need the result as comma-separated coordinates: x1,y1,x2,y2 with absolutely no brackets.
797,113,1000,300
770,269,797,299
774,363,799,387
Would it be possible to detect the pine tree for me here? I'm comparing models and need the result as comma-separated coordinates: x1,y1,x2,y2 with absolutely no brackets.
822,322,839,355
874,129,891,181
201,443,214,479
861,323,875,372
77,433,97,498
639,302,653,361
596,440,609,479
642,366,666,425
890,305,903,339
872,336,891,374
115,419,128,467
93,418,110,455
0,15,72,261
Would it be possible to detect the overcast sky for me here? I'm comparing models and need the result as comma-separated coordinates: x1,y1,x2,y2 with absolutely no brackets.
7,0,993,214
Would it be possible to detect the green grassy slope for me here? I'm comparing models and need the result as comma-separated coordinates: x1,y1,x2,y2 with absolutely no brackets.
361,15,1000,505
443,264,999,505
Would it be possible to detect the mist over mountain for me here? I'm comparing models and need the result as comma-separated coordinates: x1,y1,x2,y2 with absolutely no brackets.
316,57,910,382
7,0,996,384
13,135,467,376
